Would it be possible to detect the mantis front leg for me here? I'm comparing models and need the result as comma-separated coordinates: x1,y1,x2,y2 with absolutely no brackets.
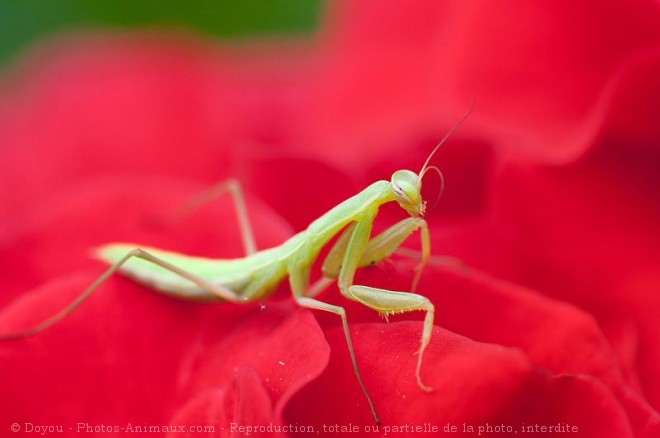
345,286,435,392
336,212,436,392
322,217,430,292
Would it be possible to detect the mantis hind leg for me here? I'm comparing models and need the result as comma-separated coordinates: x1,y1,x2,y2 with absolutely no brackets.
166,178,257,256
0,248,243,340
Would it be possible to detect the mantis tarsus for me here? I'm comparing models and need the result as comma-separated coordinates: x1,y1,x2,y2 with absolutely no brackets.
0,113,470,424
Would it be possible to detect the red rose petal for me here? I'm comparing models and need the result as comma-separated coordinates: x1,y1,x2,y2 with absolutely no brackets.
286,323,640,437
1,274,197,425
484,157,660,407
167,367,278,438
167,388,227,437
319,258,660,435
0,275,330,430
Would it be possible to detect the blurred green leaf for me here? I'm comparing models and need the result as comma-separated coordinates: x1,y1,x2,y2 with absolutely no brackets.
0,0,322,65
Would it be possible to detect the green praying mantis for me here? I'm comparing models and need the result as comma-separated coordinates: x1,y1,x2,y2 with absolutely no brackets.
0,112,470,424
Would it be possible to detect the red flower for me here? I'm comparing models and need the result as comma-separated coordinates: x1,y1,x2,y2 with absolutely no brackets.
2,1,660,437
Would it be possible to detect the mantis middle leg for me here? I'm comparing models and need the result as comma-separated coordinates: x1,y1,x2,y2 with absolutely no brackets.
288,263,381,424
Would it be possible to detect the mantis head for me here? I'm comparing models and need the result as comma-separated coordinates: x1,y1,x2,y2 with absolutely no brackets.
390,131,450,218
391,170,426,217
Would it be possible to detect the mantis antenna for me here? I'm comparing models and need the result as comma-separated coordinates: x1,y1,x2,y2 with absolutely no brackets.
418,99,476,182
422,165,445,213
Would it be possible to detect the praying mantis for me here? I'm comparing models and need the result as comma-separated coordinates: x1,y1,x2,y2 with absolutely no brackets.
0,113,470,424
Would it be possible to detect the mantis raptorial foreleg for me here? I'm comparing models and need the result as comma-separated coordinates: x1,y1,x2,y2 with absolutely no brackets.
345,286,434,392
323,218,430,292
0,248,243,340
166,178,257,256
360,218,430,292
330,211,435,393
300,216,434,416
312,217,430,302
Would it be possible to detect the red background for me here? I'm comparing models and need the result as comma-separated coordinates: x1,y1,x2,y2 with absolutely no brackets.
1,1,659,436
